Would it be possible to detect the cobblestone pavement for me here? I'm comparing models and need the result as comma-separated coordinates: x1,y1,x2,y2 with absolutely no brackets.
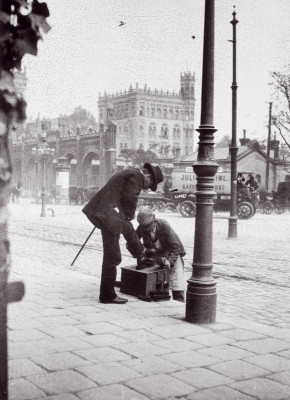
5,201,290,399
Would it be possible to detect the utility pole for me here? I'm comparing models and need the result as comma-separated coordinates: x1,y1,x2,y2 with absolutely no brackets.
265,102,272,192
185,0,218,324
228,7,239,239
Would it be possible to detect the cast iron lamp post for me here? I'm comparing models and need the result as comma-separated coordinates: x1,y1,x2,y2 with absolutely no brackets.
185,0,218,324
228,7,239,238
32,131,55,217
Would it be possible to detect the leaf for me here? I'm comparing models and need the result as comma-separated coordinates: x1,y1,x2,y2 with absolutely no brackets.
0,70,14,92
29,13,50,34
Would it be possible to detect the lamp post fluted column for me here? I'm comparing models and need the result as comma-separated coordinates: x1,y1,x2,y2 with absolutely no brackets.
185,0,218,324
32,131,55,217
40,153,46,217
228,7,239,238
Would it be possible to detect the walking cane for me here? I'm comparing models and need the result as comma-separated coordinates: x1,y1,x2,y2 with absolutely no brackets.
71,226,96,266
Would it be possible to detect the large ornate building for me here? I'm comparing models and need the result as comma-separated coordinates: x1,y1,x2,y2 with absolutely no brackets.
98,71,195,158
10,72,196,197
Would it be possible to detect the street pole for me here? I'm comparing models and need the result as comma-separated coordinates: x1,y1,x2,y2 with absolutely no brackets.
185,0,219,324
40,154,46,217
265,102,272,192
228,7,239,239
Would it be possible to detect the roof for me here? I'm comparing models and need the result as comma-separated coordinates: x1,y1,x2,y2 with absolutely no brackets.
180,145,254,163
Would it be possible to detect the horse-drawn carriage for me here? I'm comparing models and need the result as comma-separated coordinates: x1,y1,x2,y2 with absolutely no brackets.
137,190,196,218
69,186,99,205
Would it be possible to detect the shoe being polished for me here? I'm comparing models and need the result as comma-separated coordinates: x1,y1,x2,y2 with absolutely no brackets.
100,296,128,304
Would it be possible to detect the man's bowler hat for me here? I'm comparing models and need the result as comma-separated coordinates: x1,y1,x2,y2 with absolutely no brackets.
143,163,163,191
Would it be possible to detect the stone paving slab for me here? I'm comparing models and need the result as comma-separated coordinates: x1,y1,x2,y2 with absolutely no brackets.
6,203,290,399
230,377,290,400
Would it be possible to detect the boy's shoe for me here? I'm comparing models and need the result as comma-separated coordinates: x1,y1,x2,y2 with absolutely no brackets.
172,291,185,302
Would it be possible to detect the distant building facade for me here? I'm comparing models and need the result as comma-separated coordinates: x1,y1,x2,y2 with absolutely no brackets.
173,135,289,193
10,72,196,198
98,72,195,158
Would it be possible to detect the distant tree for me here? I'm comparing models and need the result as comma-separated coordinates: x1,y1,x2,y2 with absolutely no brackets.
215,134,231,148
270,65,290,151
0,1,50,397
120,148,158,167
248,140,266,151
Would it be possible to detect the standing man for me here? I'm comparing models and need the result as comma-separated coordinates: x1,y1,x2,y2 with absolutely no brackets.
82,163,163,304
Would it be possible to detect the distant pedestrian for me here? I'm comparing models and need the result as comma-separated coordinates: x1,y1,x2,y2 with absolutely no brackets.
11,182,21,203
245,174,259,192
82,163,163,304
136,208,186,302
163,177,172,198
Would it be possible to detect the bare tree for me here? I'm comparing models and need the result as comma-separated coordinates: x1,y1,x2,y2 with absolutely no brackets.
270,65,290,152
215,134,231,148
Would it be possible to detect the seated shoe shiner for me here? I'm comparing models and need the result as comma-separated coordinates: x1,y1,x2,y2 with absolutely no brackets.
82,163,163,304
136,209,186,302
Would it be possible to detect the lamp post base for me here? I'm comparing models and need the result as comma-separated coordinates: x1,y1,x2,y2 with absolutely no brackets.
228,216,238,238
186,281,217,324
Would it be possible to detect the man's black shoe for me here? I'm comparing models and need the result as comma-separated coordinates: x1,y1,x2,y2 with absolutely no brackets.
100,296,128,304
136,254,147,270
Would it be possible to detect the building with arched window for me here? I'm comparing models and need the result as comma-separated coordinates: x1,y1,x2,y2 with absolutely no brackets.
98,72,195,159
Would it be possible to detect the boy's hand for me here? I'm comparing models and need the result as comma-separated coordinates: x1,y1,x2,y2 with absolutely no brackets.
160,257,171,268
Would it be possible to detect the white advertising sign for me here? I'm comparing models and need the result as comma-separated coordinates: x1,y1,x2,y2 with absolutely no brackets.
172,170,231,193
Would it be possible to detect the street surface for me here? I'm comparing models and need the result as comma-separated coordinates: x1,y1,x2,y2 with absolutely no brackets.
5,200,290,399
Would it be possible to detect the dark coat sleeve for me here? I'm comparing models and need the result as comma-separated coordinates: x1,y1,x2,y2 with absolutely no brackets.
157,220,186,267
121,170,144,220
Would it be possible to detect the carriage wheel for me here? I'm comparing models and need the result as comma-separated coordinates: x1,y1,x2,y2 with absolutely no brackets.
179,201,196,218
274,203,285,214
237,201,255,219
262,200,274,214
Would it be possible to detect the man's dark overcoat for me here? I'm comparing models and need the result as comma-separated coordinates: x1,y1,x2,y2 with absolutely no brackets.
83,168,145,235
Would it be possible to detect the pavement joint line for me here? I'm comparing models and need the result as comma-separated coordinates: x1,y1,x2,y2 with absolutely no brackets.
10,227,290,289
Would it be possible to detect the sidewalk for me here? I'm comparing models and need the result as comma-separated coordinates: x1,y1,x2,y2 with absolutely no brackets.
7,202,290,399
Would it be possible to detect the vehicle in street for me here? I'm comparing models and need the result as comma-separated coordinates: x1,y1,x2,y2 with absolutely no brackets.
137,190,196,218
172,169,258,219
213,171,258,219
258,179,290,214
69,186,99,205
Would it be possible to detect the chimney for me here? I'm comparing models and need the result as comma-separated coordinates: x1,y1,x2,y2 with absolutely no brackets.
270,134,280,159
239,129,250,146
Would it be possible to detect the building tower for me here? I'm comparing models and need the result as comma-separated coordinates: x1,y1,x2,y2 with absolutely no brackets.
180,72,195,154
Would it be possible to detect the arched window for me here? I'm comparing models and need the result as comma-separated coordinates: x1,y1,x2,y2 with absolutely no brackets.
156,108,161,118
175,110,179,120
149,126,152,137
139,125,144,136
151,108,155,117
169,109,173,120
163,109,167,119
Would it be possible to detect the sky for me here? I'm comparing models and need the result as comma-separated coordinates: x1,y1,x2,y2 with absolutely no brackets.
23,0,290,145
